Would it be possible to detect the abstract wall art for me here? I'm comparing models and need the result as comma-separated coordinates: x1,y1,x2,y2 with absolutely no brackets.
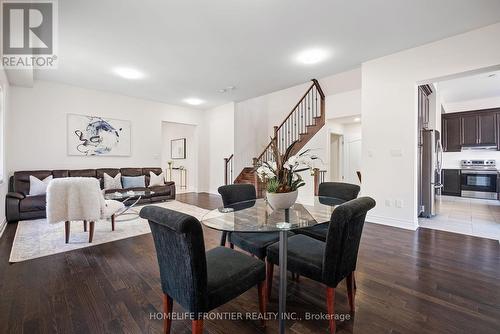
67,114,131,156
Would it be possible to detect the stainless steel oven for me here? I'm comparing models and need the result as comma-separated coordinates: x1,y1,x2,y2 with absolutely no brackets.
460,160,499,200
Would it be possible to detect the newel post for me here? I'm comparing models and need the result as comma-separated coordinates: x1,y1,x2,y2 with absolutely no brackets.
313,168,320,196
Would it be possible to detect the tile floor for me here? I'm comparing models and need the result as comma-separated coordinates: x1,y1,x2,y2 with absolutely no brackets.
419,195,500,241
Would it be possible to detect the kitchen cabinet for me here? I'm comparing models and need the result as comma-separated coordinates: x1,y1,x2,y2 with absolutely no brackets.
442,108,500,152
442,116,461,152
479,113,497,145
461,114,478,146
442,169,461,196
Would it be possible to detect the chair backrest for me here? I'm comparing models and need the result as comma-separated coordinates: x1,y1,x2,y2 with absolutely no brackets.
139,206,208,314
318,182,360,201
46,177,105,223
218,184,256,206
322,197,375,287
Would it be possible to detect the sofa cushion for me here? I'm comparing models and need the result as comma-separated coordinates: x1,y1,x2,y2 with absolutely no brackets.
29,175,52,196
69,169,96,178
143,167,163,186
14,171,52,195
20,195,47,212
104,173,122,190
96,168,120,188
122,175,145,188
121,168,143,177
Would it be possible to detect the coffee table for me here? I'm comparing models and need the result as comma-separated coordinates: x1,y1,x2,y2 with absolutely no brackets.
104,190,155,221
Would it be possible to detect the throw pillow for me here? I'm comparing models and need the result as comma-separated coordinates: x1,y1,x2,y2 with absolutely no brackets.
149,171,165,187
29,175,53,196
104,172,122,190
122,175,146,188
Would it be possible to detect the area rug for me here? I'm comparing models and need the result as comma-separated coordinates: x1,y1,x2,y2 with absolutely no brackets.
9,200,210,263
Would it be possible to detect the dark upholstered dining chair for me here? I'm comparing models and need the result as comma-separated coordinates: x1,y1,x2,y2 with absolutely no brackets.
266,197,376,334
296,182,361,242
218,184,293,260
140,206,267,334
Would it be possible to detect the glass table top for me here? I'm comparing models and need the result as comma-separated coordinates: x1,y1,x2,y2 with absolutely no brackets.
201,196,346,233
104,190,155,200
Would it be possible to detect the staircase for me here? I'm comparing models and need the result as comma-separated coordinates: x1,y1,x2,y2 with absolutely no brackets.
231,79,326,197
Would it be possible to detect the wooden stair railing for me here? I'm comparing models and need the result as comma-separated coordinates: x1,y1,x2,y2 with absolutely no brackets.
224,154,234,185
235,79,326,197
253,79,325,167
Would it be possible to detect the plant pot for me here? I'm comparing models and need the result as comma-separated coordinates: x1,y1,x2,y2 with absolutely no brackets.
266,190,298,210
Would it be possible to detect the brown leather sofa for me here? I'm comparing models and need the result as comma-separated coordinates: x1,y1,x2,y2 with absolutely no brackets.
6,167,175,223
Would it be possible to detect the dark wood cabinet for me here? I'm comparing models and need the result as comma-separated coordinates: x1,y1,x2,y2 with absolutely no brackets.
442,108,500,152
442,169,461,196
442,116,461,152
460,115,478,146
478,113,497,145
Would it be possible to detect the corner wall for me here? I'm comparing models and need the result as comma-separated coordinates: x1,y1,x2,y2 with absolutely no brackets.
362,22,500,229
0,68,10,236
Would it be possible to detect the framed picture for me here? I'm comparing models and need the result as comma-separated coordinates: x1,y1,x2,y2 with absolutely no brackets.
171,138,186,159
67,114,131,156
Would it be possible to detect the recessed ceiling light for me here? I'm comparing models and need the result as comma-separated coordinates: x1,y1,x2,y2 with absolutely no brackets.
184,98,205,106
487,73,497,78
112,67,145,80
354,117,361,122
295,48,330,65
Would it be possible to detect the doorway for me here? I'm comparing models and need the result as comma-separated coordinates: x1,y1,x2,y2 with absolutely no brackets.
330,133,343,181
345,138,362,185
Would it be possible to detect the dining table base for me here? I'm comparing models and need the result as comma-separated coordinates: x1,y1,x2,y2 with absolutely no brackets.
278,229,288,334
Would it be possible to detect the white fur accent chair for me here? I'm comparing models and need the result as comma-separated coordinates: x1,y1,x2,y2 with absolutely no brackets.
46,177,125,243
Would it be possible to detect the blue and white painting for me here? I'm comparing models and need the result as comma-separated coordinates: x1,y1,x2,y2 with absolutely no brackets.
67,114,131,156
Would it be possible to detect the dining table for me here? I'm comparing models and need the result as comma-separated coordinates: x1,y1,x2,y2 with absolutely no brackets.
201,196,346,333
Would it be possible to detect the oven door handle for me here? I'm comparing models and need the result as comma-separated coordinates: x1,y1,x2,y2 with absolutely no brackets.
461,170,499,175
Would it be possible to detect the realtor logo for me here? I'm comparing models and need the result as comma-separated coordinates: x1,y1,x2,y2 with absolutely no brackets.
1,0,58,68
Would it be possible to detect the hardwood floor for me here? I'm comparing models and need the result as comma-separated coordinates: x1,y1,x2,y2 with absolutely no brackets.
0,192,499,333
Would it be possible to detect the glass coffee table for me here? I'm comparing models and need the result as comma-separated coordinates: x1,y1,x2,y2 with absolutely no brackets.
104,190,155,221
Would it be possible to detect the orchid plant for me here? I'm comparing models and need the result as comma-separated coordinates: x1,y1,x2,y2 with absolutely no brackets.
256,138,319,193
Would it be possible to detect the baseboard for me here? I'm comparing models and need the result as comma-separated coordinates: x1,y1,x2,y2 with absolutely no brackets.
0,218,6,239
366,214,418,231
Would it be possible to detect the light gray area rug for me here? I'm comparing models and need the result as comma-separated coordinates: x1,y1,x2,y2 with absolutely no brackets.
9,200,209,263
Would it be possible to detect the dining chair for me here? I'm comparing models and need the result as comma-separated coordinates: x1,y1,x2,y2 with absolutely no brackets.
266,197,376,334
46,177,124,243
140,206,267,334
218,184,293,260
296,182,360,242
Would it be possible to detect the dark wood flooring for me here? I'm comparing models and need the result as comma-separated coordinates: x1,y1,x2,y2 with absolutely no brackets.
0,192,499,333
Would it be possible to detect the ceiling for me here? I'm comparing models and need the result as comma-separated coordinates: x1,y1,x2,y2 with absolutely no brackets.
33,0,500,109
438,70,500,103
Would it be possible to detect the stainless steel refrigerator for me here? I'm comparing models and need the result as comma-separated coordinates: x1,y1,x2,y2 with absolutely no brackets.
419,129,443,218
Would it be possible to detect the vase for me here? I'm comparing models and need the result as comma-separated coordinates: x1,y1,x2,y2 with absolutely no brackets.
266,190,298,210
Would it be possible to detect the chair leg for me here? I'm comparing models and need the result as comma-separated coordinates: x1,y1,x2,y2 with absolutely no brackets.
326,287,336,334
89,221,95,243
266,261,273,300
353,271,357,292
346,272,355,313
83,220,87,232
163,293,173,334
192,319,203,334
65,221,70,243
111,214,115,231
257,281,266,327
229,243,234,249
220,231,227,246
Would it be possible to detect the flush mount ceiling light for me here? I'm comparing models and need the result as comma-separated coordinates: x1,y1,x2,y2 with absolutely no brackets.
184,97,205,106
112,67,145,80
487,73,497,78
295,48,330,65
354,117,361,122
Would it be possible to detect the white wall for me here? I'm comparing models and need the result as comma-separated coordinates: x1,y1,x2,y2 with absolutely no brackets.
362,22,500,230
7,80,204,182
161,122,198,192
443,95,500,113
199,102,235,194
0,69,10,236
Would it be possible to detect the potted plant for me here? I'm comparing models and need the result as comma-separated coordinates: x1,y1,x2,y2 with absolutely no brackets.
256,138,318,209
